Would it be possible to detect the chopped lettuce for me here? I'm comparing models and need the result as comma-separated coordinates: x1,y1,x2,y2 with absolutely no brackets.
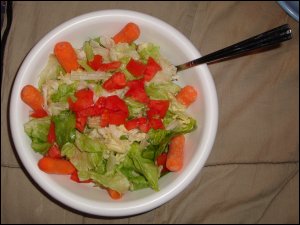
125,97,146,119
75,131,106,153
128,143,160,191
50,83,77,103
110,43,140,61
138,43,160,63
38,55,61,90
89,171,130,194
83,41,94,61
77,60,94,72
145,82,181,100
52,110,76,147
118,155,149,191
24,117,51,154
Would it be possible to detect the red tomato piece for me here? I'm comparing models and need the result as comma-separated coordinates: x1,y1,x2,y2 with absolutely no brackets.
149,118,165,130
126,58,146,77
125,86,149,103
68,89,94,112
105,95,129,116
143,57,162,82
87,54,103,71
97,61,121,72
108,111,128,125
102,72,127,92
30,108,48,118
100,109,110,127
156,152,169,173
75,116,87,132
95,96,107,108
147,100,169,119
47,121,56,143
47,144,61,159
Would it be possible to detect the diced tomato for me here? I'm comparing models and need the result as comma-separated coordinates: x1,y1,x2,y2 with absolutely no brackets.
47,144,61,159
105,95,129,116
126,58,146,77
76,106,103,118
108,111,127,125
124,118,140,130
100,109,110,127
47,121,56,143
124,117,147,131
70,170,92,183
97,61,121,72
75,116,87,132
147,100,169,119
144,57,162,81
102,72,127,92
149,118,165,130
139,121,151,133
87,54,103,71
156,152,169,173
127,78,145,88
95,96,107,108
125,86,149,103
30,108,48,118
68,89,94,112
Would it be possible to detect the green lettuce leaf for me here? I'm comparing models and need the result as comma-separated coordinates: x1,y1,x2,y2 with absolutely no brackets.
118,155,149,191
52,110,76,147
124,97,146,119
75,131,106,153
145,82,181,100
83,41,94,61
24,117,51,154
128,143,160,191
89,171,130,194
78,60,94,72
138,43,160,63
38,55,61,89
50,83,77,103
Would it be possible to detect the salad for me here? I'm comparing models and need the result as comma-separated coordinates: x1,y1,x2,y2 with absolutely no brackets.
21,22,198,199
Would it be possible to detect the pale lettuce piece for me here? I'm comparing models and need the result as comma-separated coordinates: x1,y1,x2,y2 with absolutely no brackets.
70,71,109,81
89,171,130,194
110,43,139,61
24,117,51,154
61,142,93,171
83,41,94,61
77,60,94,72
52,110,76,147
145,81,181,100
128,143,160,191
50,83,77,103
137,42,160,63
38,54,61,89
99,36,115,49
124,97,146,119
47,102,69,116
75,131,106,153
118,155,149,191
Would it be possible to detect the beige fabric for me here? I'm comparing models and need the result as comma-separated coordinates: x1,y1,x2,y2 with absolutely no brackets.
1,1,299,223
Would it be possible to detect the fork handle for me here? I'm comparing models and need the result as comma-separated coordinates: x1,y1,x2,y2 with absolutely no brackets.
176,24,292,72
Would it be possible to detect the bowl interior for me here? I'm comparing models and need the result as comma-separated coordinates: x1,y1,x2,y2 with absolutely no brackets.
10,10,218,216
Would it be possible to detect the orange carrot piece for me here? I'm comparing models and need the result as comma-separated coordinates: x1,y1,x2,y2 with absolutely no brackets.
38,157,76,175
107,188,122,200
112,22,140,44
21,85,45,111
176,85,198,107
166,135,185,172
54,42,79,73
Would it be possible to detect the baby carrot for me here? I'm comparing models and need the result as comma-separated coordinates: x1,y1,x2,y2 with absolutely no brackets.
21,85,45,111
112,22,140,44
166,135,185,172
38,157,76,175
176,85,198,107
54,42,79,73
107,188,122,200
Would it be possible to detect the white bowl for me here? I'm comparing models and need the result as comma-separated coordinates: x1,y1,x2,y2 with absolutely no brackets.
9,10,218,217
